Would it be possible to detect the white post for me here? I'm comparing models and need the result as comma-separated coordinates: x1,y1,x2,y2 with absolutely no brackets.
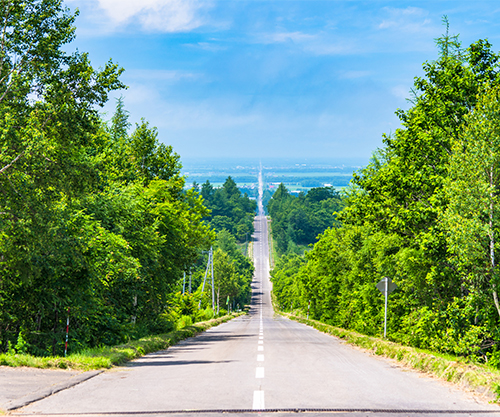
182,272,186,294
384,277,388,338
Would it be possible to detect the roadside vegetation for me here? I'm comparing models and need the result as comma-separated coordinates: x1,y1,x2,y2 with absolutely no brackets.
0,1,251,360
267,185,344,256
0,313,244,370
270,23,500,369
199,176,257,244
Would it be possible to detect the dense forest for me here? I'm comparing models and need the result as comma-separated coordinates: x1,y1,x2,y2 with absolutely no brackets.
267,185,344,256
199,177,256,243
271,26,500,365
0,1,252,356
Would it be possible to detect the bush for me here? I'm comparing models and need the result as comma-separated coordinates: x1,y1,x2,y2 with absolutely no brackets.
177,315,193,329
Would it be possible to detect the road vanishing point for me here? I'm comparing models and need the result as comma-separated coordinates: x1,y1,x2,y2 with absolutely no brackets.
14,177,500,417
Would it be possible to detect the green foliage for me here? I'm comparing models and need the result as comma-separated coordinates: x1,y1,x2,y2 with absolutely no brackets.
271,27,500,364
0,3,214,357
0,313,244,370
201,177,256,242
212,230,254,311
267,184,344,255
177,315,193,330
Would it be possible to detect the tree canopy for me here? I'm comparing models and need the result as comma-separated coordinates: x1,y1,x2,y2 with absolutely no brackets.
0,2,214,355
271,27,500,364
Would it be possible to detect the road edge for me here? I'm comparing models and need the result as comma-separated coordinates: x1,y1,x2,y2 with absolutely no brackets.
4,370,103,412
277,311,500,404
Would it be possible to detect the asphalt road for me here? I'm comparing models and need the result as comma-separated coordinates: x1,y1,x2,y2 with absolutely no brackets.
15,210,500,416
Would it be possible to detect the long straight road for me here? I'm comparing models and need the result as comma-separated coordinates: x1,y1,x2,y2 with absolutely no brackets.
17,172,500,417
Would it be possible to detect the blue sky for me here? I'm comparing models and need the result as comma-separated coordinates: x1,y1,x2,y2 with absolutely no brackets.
65,0,500,162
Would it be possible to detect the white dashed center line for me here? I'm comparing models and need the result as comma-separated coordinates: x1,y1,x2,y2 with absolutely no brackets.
257,354,264,361
258,345,264,351
256,367,265,378
253,390,265,410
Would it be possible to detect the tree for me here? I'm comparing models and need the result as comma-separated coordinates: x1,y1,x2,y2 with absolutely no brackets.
270,27,500,360
444,84,500,317
110,96,130,141
213,249,238,314
0,0,125,353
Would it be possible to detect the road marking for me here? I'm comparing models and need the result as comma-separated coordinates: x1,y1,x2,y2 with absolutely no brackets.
259,336,263,340
257,354,264,361
258,345,264,351
253,390,265,410
256,367,265,378
258,340,263,344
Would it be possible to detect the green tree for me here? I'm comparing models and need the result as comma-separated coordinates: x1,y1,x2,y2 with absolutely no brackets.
444,84,500,318
213,249,239,314
0,0,125,353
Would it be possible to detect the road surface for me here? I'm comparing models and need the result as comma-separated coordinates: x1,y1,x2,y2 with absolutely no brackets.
16,172,500,416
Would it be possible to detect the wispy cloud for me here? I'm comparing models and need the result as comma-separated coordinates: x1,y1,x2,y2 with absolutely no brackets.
67,0,212,33
378,6,432,33
184,42,227,52
264,31,316,44
255,31,354,56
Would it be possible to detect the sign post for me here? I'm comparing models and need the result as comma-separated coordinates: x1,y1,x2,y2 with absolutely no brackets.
376,277,397,338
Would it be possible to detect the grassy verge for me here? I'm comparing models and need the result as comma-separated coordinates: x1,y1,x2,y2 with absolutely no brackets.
0,312,244,371
267,216,276,268
279,311,500,401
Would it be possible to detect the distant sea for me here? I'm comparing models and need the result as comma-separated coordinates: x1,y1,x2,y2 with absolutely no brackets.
181,157,369,193
181,156,369,171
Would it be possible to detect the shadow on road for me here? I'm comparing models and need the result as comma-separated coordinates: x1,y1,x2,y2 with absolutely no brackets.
128,359,236,367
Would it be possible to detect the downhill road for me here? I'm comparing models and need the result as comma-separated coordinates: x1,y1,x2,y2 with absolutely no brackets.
16,174,500,417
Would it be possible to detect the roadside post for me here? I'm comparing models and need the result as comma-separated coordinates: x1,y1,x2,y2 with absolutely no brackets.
64,308,70,357
307,300,311,320
376,277,397,338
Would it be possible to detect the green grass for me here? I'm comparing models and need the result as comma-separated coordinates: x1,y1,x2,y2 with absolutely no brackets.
268,217,277,268
278,311,500,402
0,313,244,371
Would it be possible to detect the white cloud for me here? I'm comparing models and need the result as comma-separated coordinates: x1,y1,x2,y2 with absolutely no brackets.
378,6,432,33
68,0,212,33
255,31,354,56
266,31,316,43
184,42,227,52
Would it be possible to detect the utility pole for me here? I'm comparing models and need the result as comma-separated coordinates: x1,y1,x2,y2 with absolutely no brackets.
210,246,215,311
198,250,212,309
